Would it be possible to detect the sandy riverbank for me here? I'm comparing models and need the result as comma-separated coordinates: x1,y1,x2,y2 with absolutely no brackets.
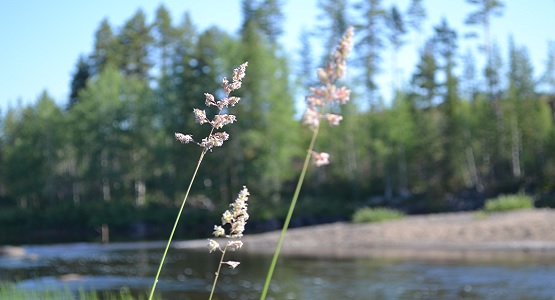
236,209,555,260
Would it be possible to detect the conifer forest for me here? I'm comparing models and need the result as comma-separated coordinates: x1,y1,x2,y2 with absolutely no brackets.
1,0,555,242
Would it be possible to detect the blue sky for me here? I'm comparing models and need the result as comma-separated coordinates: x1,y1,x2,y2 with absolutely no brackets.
1,0,554,111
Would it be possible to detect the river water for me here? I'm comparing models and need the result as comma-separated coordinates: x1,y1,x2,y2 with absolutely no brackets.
1,241,555,299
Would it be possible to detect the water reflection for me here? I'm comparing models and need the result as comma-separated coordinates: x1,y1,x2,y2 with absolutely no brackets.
1,241,554,299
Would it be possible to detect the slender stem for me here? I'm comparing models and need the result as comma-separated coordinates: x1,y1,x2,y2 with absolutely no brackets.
208,247,227,300
148,151,206,300
260,127,320,300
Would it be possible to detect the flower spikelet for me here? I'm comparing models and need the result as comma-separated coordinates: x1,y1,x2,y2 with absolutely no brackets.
302,107,321,130
311,151,330,167
325,113,343,126
223,62,248,94
205,93,216,107
224,261,240,269
175,133,193,144
212,114,237,129
226,240,243,251
335,86,351,104
213,225,225,237
175,62,248,152
300,27,354,166
226,97,240,107
208,239,220,253
223,186,249,238
301,27,353,135
333,26,354,78
208,186,249,270
200,132,230,151
193,109,209,124
233,63,248,82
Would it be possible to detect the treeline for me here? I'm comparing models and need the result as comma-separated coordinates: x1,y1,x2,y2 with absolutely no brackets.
1,0,555,240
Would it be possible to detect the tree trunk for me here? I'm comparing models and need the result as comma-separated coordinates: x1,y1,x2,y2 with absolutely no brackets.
135,179,146,206
511,117,521,178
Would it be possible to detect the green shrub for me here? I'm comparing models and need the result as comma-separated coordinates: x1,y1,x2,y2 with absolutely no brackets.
482,194,534,213
352,207,405,223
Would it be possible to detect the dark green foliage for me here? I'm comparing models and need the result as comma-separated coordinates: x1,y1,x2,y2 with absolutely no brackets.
90,19,119,74
542,41,555,94
317,0,350,57
240,0,285,43
411,40,439,106
385,4,406,92
465,0,504,101
385,5,406,50
118,10,153,80
465,0,504,30
233,18,301,209
1,3,555,240
2,93,67,207
353,0,385,103
153,4,179,74
68,55,91,109
406,0,426,33
296,29,315,88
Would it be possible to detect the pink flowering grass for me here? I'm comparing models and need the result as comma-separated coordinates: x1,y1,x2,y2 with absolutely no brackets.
260,26,354,300
148,62,248,300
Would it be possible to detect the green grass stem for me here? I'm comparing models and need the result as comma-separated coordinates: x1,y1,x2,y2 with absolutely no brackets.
259,126,320,300
208,247,227,300
148,151,206,300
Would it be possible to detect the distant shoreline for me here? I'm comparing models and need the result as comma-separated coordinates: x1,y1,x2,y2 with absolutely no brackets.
232,209,555,260
4,209,555,262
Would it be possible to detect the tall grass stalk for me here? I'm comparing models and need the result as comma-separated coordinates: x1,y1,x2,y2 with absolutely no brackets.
148,62,248,300
259,124,319,300
259,27,353,300
148,152,205,300
208,246,227,300
207,187,250,300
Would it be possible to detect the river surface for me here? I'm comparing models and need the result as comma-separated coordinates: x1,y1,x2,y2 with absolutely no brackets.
1,241,555,299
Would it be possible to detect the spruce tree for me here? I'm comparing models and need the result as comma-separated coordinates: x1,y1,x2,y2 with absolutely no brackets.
118,9,154,80
465,0,504,99
90,19,120,74
433,18,462,191
542,41,555,95
385,4,406,93
406,0,426,50
317,0,349,57
411,40,438,107
153,4,179,76
354,0,384,106
68,55,91,109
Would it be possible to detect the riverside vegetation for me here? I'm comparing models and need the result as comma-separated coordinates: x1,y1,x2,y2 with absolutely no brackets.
482,193,534,213
0,283,158,300
352,207,405,223
2,1,555,243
